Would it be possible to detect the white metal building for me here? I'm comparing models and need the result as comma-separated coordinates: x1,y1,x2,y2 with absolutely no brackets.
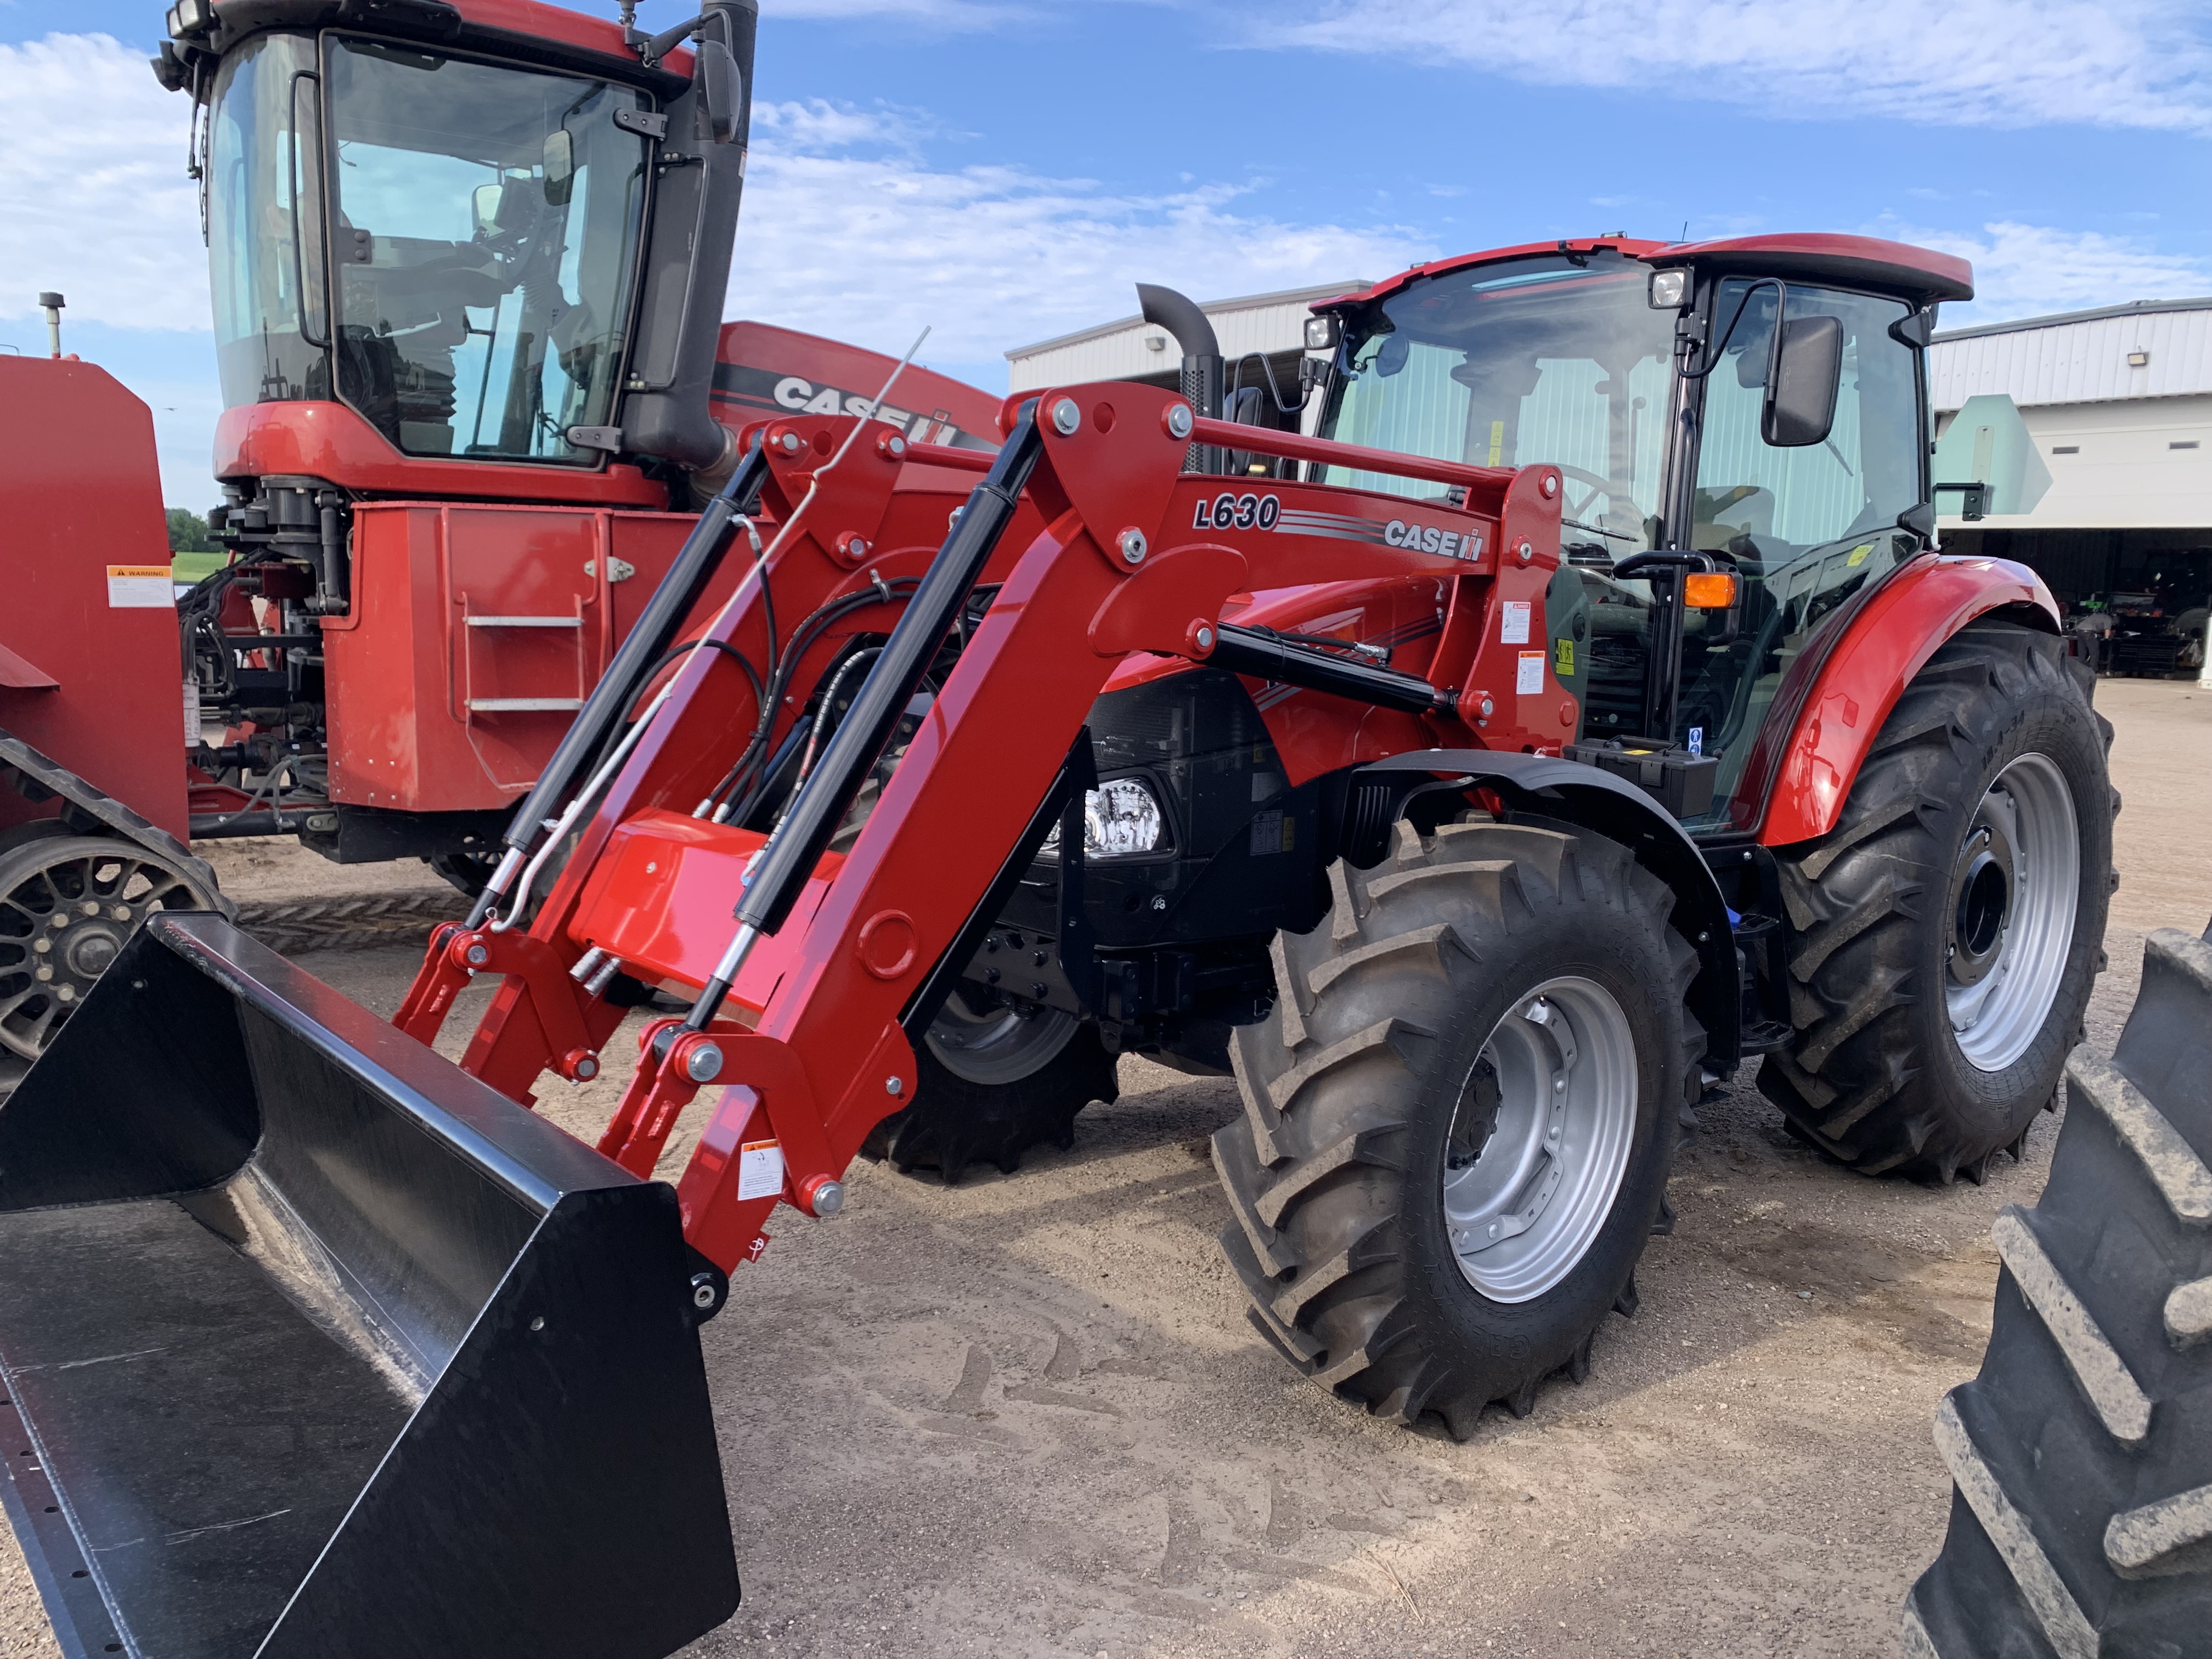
1007,281,1366,422
1931,297,2212,618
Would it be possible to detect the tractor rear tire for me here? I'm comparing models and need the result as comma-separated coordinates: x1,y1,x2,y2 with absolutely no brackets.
1904,923,2212,1658
863,994,1119,1182
1212,816,1700,1438
1762,624,2113,1182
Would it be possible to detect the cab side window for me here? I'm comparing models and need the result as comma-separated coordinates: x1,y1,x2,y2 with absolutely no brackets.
1677,282,1924,823
1693,282,1920,558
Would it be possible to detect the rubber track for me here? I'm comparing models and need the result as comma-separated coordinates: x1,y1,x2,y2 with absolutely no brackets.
234,888,466,955
1906,923,2212,1657
1760,625,2113,1182
1213,816,1701,1437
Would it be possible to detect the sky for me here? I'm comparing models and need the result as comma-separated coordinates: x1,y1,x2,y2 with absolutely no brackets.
2,0,2207,508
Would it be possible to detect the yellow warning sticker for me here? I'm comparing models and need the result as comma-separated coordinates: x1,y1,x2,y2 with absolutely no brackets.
1845,543,1872,567
1487,419,1505,467
1554,637,1576,676
106,565,173,609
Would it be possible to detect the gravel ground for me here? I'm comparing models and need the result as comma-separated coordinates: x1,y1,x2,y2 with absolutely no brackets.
2,676,2205,1659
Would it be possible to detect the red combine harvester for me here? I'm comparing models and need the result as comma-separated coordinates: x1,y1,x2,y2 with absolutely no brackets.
0,192,2114,1655
0,0,1001,1083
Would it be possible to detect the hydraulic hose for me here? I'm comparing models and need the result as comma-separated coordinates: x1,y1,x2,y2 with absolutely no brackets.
682,414,1045,1029
493,438,769,864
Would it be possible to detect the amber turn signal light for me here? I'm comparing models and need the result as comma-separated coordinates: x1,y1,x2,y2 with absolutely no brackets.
1683,572,1738,610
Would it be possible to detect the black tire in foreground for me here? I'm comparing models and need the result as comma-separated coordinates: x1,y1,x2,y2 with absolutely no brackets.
1213,816,1700,1438
1906,922,2212,1658
1763,623,2114,1182
863,995,1119,1183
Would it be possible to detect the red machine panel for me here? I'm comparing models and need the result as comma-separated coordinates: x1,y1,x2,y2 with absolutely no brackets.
0,359,188,840
1742,554,2058,845
325,504,696,812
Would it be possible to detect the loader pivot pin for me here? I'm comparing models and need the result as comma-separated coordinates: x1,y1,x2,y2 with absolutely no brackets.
800,1176,845,1217
1051,398,1081,436
683,1041,724,1083
1118,528,1148,565
1166,402,1194,439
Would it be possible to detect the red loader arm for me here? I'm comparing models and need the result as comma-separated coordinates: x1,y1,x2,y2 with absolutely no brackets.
406,383,1570,1273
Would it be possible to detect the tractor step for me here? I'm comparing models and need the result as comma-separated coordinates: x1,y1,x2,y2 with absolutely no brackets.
0,916,737,1659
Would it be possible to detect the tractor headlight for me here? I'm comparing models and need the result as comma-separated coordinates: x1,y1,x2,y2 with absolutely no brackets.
1041,777,1167,859
1086,777,1165,856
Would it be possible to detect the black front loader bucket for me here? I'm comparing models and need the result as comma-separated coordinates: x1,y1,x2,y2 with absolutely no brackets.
0,916,737,1659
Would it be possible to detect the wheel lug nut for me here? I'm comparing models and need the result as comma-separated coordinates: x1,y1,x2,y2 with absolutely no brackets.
79,902,99,918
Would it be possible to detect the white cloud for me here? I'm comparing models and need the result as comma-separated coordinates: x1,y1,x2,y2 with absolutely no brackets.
0,33,203,330
763,0,1014,20
1875,219,2212,325
1272,1,2212,134
725,109,1432,377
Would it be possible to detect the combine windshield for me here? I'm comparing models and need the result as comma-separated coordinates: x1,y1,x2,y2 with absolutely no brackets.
1317,252,1677,557
207,35,653,464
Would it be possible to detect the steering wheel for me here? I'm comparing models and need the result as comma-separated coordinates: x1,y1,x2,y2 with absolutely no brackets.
1551,463,1628,520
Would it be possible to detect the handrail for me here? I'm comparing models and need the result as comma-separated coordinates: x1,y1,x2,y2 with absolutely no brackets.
1183,414,1522,500
902,441,994,473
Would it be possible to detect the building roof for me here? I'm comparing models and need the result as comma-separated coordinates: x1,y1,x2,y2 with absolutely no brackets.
1929,296,2212,410
1006,281,1368,362
1933,295,2212,343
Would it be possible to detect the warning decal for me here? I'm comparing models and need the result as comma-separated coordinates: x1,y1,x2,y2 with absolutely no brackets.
1500,600,1532,645
1516,650,1545,695
737,1139,786,1201
107,565,173,609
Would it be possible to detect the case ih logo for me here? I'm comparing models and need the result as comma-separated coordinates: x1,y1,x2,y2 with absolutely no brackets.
1194,497,1483,563
770,376,971,446
709,362,989,449
1383,518,1481,561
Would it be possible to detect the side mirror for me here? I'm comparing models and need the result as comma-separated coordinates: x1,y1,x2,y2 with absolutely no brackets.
697,37,741,144
471,182,503,237
1762,313,1842,447
542,128,575,206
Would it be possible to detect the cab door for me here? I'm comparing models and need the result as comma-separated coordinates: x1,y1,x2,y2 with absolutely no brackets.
1667,277,1929,826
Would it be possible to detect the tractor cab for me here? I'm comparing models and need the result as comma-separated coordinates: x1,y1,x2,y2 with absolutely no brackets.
156,1,754,551
200,27,653,466
1308,236,1974,828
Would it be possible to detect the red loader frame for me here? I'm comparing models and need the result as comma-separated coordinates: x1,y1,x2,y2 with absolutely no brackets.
400,382,1575,1273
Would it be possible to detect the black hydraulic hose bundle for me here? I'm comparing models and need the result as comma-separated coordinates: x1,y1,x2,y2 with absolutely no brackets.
492,438,771,863
680,416,1046,1030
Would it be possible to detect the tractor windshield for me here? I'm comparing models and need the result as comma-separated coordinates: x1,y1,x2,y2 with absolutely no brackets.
207,35,653,464
1317,252,1677,557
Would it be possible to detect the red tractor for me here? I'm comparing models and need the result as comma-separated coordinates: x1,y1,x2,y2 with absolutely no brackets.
0,208,2112,1656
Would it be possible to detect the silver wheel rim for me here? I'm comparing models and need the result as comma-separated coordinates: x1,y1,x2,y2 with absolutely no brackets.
1946,752,2080,1073
1443,976,1638,1304
0,840,206,1062
925,986,1080,1086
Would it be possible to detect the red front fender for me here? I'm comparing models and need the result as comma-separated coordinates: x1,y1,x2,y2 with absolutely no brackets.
1742,554,2059,847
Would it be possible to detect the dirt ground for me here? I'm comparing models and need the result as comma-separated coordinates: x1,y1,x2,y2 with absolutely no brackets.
2,677,2206,1659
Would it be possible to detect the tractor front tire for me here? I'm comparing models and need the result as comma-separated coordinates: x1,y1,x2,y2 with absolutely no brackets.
1763,623,2113,1182
1213,816,1700,1438
863,992,1119,1182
